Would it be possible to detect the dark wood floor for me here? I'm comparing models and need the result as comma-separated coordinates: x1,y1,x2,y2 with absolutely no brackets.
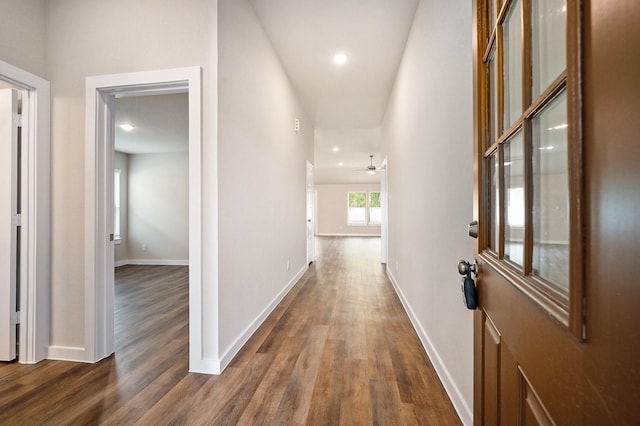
0,237,460,425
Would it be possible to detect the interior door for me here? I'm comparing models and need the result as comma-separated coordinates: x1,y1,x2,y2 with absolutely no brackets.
306,161,315,265
0,88,18,361
380,159,388,264
472,0,640,423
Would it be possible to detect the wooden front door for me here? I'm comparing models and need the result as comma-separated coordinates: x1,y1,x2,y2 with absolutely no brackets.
472,0,640,423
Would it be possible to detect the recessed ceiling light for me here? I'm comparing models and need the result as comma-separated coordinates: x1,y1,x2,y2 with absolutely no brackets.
338,162,344,166
120,123,134,131
332,146,340,152
333,52,348,65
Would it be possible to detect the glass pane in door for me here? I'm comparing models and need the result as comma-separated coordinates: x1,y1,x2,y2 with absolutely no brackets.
504,132,524,266
532,0,567,99
503,0,522,129
488,153,499,251
532,91,569,290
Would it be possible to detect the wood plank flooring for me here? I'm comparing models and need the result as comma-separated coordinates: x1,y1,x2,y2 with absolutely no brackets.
0,237,460,425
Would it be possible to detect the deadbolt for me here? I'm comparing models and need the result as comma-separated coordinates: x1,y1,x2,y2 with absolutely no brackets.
468,220,478,239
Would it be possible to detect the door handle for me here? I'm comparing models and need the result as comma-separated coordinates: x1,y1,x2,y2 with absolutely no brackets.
457,259,477,277
457,259,478,310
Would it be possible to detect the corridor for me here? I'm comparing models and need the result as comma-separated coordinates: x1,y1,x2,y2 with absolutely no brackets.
0,237,458,424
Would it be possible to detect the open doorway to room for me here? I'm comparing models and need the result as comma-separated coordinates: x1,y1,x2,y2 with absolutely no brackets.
111,93,190,364
84,67,205,371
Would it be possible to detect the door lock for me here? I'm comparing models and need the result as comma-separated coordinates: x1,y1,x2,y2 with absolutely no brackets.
457,259,478,310
468,220,478,239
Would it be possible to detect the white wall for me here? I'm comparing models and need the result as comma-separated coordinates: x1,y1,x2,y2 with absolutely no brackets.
45,0,217,354
0,0,48,78
381,0,474,423
8,0,308,371
126,153,189,264
217,0,314,359
114,151,129,263
316,184,381,236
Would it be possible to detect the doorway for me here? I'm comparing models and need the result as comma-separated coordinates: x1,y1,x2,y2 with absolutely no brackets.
0,87,20,362
380,157,388,264
306,161,315,265
0,61,50,364
84,67,205,370
112,92,190,357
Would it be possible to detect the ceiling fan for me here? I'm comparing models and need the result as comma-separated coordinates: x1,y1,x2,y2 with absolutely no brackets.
353,154,380,173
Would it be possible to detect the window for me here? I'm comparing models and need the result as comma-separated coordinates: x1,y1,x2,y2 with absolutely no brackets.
114,169,121,242
347,192,366,225
369,192,381,224
348,191,381,226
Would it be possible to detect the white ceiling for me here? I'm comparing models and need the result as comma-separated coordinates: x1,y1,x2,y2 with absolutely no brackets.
249,0,419,171
111,1,419,177
114,93,188,154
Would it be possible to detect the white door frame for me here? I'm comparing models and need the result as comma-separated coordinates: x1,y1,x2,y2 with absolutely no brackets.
0,60,51,363
380,156,388,264
84,67,203,368
0,88,20,362
306,161,315,265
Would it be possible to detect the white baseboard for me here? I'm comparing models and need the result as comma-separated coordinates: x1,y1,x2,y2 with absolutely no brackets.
386,269,473,426
189,357,222,375
215,264,309,373
315,233,381,237
115,259,189,267
47,345,93,363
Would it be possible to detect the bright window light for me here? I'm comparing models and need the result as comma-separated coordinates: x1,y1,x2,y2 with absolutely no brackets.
120,123,134,131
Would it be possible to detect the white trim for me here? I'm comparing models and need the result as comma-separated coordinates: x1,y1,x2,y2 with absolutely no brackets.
0,60,50,364
213,264,308,374
380,157,388,264
85,67,205,371
316,233,381,237
114,259,189,267
47,346,92,363
386,268,473,426
189,357,223,375
306,161,315,265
